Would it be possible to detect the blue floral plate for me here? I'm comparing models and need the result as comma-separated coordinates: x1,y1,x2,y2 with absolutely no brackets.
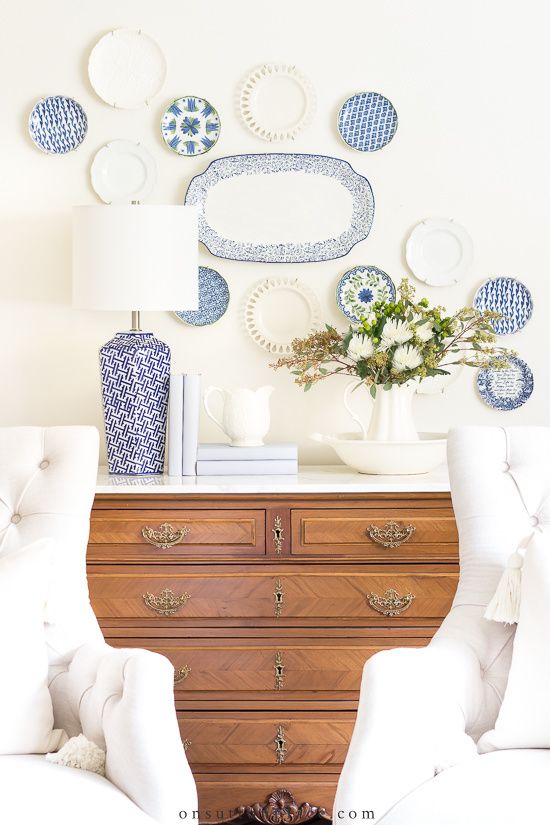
473,277,533,335
477,355,534,410
161,96,221,156
28,95,88,154
336,265,396,323
338,92,397,152
174,266,229,326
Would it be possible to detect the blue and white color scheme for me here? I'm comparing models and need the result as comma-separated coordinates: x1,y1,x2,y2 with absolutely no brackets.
477,355,534,411
28,96,88,154
174,266,230,326
185,153,375,263
474,277,533,335
100,332,170,474
338,92,398,152
161,96,221,156
336,265,396,323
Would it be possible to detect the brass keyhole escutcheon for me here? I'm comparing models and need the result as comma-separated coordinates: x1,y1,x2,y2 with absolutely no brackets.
274,651,284,690
274,578,284,618
272,515,285,554
274,724,287,765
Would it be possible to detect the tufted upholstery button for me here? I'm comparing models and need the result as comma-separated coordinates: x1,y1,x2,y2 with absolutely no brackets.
39,459,49,470
502,462,510,472
11,514,21,524
530,515,539,526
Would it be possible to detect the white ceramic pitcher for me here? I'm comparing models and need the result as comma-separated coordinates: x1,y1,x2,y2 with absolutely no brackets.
203,386,274,447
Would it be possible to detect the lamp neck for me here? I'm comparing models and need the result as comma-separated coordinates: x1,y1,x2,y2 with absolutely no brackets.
130,310,141,332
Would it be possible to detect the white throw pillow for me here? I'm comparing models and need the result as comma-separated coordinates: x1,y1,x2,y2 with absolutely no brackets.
0,541,66,754
479,530,550,752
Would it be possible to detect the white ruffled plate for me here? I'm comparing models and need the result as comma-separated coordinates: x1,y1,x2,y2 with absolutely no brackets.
406,218,473,286
244,278,321,354
90,140,157,203
88,29,166,109
239,63,316,141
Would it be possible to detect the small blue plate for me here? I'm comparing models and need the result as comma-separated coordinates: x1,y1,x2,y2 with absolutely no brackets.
174,266,229,326
338,92,398,152
161,96,221,156
473,277,533,335
28,96,88,154
336,265,396,323
477,355,534,410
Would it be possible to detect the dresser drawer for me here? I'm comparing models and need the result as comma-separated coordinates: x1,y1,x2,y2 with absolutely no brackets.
88,509,265,559
179,713,355,766
89,567,457,622
291,507,457,560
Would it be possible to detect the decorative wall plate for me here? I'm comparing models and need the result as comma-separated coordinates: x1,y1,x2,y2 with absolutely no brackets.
88,29,166,108
244,278,322,354
473,277,533,335
90,140,157,203
161,96,221,156
336,265,396,323
174,266,229,326
185,153,375,263
477,356,534,410
338,92,398,152
28,96,87,154
405,218,473,286
239,63,316,141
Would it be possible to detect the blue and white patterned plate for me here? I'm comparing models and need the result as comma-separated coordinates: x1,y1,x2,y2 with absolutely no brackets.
477,355,534,411
28,96,88,154
336,266,396,323
338,92,398,152
161,97,221,156
174,267,229,326
473,277,533,335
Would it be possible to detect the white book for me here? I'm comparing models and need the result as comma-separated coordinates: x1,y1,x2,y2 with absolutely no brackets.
196,459,298,476
182,374,201,476
167,374,183,476
197,443,298,461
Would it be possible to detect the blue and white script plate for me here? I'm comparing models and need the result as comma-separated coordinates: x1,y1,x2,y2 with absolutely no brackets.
161,96,221,156
174,267,229,326
473,277,533,335
477,355,533,410
338,92,397,152
28,96,87,154
336,265,396,323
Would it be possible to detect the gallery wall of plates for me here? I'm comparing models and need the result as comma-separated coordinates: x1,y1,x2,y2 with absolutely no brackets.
3,0,547,458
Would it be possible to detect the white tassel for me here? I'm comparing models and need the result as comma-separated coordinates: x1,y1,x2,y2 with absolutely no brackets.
484,550,523,624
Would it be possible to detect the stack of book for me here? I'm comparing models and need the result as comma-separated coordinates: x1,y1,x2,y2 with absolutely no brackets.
167,373,201,476
196,443,298,475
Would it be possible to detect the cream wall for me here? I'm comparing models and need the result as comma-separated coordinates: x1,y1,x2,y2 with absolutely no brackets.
1,0,549,463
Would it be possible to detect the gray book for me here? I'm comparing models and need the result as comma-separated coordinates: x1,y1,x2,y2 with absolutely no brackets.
197,443,298,461
196,459,298,476
182,374,201,476
167,374,183,476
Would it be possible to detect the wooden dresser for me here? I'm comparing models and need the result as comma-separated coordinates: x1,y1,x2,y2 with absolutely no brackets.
88,466,458,824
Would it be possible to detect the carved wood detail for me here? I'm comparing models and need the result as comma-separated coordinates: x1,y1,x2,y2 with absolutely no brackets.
235,789,330,825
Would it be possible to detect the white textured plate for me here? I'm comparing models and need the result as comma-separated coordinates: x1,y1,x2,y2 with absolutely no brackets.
90,140,157,203
239,64,316,141
88,29,166,109
405,218,473,286
244,278,322,354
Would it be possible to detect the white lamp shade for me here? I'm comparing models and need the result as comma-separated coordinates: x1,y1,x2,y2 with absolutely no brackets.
72,204,198,311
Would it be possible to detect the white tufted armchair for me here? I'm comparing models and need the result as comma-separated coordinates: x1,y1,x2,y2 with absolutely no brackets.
334,426,550,824
0,426,197,824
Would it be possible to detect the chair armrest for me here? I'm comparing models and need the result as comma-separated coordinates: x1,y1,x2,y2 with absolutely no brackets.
49,642,197,824
333,638,484,824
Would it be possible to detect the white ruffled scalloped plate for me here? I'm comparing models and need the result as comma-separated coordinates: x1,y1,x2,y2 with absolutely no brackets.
239,64,316,141
244,278,321,354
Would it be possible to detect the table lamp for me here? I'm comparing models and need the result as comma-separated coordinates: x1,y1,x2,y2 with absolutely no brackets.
72,204,198,475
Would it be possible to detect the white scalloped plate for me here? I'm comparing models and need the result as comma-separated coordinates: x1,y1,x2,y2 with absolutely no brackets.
239,64,316,141
90,140,157,203
88,29,166,109
244,278,322,354
405,218,473,286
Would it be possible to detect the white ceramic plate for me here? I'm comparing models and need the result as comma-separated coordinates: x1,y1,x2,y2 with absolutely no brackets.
416,363,463,395
244,278,322,354
88,29,167,109
405,218,473,286
239,64,316,141
90,140,157,203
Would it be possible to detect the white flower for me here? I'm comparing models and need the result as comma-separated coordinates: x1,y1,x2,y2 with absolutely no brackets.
392,344,423,373
347,334,374,361
380,318,413,348
411,314,435,342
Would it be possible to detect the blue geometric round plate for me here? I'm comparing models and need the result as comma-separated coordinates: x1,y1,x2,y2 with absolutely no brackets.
161,96,221,156
337,92,398,152
174,266,229,326
336,265,396,323
477,355,534,411
28,96,88,154
473,277,533,335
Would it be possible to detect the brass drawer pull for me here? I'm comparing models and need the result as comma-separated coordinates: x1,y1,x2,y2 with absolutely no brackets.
274,578,284,618
142,522,189,549
272,515,285,554
174,664,191,684
143,587,191,616
274,724,287,765
274,651,284,690
367,520,415,548
367,588,415,617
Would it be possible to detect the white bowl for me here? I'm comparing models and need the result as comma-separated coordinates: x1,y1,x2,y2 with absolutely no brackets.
311,431,447,475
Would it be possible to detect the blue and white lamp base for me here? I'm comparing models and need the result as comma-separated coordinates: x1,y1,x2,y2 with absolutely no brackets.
100,331,170,475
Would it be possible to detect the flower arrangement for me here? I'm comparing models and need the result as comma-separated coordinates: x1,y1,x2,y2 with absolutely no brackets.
272,278,512,396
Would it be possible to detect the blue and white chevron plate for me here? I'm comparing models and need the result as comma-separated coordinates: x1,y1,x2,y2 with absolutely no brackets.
336,265,396,323
161,96,221,156
174,266,230,326
28,96,88,154
473,277,533,335
338,92,398,152
477,355,534,411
